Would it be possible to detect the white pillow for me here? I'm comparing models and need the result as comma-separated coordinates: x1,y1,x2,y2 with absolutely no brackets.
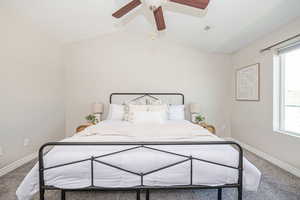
168,105,185,120
126,104,168,121
130,111,166,124
107,104,125,120
129,104,168,111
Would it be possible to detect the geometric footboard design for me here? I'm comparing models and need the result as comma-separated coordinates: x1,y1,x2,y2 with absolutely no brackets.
39,141,243,200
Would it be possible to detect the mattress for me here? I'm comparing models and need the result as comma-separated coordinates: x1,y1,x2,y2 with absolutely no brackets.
16,120,261,200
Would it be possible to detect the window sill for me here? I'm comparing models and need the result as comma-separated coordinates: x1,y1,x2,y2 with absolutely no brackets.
274,129,300,138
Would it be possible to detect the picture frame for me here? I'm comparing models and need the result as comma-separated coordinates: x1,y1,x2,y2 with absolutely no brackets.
235,63,260,101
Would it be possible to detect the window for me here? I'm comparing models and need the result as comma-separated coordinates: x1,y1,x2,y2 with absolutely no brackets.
274,43,300,136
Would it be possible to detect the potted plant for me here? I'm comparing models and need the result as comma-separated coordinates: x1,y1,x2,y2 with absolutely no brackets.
195,114,205,124
85,114,99,125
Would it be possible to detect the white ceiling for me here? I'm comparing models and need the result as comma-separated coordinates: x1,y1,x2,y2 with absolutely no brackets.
2,0,300,53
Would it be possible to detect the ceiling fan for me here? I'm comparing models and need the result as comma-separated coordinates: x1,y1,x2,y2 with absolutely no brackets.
112,0,210,31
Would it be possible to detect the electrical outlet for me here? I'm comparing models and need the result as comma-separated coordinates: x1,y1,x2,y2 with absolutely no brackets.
0,146,3,156
24,138,30,146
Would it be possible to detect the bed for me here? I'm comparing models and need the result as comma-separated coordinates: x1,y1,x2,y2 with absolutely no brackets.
16,93,261,200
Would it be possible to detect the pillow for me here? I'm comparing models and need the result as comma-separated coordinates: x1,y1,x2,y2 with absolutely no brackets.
129,104,168,111
126,104,168,121
168,105,185,120
130,111,166,124
123,100,147,121
107,104,125,120
123,97,163,120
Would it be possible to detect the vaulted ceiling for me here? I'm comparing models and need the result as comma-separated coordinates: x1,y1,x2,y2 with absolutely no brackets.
2,0,300,53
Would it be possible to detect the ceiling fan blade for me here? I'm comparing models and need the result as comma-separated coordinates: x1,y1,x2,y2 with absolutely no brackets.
112,0,142,18
153,7,166,31
169,0,209,9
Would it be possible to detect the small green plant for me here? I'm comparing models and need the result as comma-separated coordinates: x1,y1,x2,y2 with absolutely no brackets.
85,114,99,125
195,114,205,123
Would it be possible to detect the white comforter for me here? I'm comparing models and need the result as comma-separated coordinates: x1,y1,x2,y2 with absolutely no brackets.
16,120,261,200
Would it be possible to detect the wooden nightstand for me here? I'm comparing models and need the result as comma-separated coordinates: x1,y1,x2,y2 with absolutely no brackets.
76,124,92,133
199,122,216,134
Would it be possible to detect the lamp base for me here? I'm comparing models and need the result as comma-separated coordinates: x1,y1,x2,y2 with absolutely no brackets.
191,113,198,123
94,113,102,123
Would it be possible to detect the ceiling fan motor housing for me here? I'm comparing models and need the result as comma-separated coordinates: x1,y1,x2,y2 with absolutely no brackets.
145,0,167,10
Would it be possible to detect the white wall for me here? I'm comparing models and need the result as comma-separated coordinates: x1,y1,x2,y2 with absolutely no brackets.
64,31,232,137
0,7,65,168
231,17,300,169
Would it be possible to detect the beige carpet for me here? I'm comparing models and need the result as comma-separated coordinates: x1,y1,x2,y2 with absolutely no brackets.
1,150,300,200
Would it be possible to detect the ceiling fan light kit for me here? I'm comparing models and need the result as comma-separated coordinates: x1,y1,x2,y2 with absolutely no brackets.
145,0,167,8
112,0,210,31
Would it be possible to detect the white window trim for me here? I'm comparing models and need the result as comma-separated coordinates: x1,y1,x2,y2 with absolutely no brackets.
279,54,286,132
273,54,280,132
273,43,300,137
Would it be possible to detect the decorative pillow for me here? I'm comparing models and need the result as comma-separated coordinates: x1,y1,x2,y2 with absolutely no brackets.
123,98,162,120
107,104,125,120
168,105,185,120
126,104,168,121
130,110,166,124
122,99,145,121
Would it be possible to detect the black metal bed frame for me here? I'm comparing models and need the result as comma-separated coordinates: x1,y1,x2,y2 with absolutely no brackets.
38,93,243,200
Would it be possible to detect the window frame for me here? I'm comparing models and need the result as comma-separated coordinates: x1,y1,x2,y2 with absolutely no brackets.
274,44,300,138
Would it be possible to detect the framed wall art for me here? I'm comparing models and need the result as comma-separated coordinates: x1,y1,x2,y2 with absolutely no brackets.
236,63,260,101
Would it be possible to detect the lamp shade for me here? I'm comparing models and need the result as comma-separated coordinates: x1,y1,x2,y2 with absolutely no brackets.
190,103,201,113
92,103,103,114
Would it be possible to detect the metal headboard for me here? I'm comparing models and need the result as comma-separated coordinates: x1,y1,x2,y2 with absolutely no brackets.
109,93,184,104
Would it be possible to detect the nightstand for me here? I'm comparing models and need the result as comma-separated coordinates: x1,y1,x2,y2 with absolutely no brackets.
199,122,216,134
76,124,92,133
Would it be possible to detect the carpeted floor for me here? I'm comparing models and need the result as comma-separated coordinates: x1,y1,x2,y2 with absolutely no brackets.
1,150,300,200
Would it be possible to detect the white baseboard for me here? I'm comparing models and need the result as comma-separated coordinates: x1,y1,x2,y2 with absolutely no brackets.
225,137,300,178
0,152,37,177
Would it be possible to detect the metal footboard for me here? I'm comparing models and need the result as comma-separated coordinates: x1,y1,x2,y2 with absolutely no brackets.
38,141,243,200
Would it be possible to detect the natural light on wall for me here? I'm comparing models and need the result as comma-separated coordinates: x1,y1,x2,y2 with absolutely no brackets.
274,42,300,137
